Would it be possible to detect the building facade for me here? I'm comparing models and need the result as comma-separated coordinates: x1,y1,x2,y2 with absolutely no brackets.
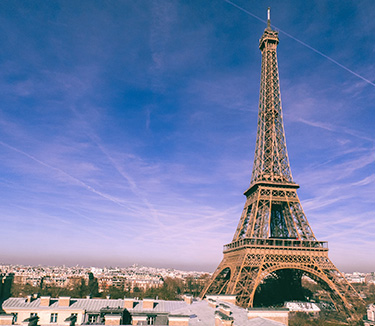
364,304,375,326
1,295,289,326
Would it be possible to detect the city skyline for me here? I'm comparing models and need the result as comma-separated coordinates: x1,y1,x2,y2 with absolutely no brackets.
0,1,374,272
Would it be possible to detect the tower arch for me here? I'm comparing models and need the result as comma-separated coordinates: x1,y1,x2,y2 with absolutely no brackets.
249,264,351,312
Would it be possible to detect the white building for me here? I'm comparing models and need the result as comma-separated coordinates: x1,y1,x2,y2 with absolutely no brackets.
285,301,320,317
0,294,289,326
364,303,375,326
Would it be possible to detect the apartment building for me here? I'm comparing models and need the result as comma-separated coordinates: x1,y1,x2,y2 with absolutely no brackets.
0,294,289,326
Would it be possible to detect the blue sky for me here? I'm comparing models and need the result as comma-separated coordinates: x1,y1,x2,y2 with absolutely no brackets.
0,1,374,272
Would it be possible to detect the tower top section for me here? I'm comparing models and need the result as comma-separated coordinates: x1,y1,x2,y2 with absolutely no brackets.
259,8,279,51
249,8,294,188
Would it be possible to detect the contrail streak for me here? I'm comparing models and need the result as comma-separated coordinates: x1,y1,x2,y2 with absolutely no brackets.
223,0,375,88
0,140,130,210
70,106,164,227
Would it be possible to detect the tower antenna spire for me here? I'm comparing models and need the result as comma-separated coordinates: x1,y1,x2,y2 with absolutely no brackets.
267,7,271,28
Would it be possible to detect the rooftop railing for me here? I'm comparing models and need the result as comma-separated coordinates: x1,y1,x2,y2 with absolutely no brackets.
223,238,328,252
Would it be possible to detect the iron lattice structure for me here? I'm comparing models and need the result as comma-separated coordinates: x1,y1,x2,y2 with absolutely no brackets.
201,14,362,315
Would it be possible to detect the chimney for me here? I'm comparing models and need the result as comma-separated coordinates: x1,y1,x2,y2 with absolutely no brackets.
106,295,111,300
207,298,217,308
0,314,14,325
124,298,134,309
184,294,193,305
219,303,232,316
247,308,289,325
142,298,155,310
59,296,71,307
168,315,189,326
214,311,233,326
26,295,32,303
32,293,39,299
40,296,51,307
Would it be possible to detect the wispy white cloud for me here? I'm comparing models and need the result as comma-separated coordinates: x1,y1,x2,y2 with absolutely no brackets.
0,1,373,271
295,117,374,142
352,174,375,186
0,140,134,210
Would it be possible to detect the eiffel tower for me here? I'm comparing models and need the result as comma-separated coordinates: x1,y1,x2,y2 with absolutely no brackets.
201,9,362,315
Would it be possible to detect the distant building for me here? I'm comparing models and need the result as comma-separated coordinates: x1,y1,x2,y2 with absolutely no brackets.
97,276,163,293
365,274,375,285
0,264,207,296
0,294,289,325
285,301,320,317
364,303,375,326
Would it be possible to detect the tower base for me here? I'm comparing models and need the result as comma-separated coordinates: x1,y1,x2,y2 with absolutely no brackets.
201,239,362,316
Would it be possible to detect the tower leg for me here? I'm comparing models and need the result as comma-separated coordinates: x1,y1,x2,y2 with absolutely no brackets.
201,248,364,317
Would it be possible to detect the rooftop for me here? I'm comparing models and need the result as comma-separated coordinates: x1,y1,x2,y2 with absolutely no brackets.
2,296,288,325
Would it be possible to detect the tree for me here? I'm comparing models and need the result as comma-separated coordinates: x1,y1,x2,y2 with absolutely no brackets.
88,273,99,297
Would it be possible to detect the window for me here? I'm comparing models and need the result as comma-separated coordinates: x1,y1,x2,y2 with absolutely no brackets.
88,315,98,324
12,313,18,323
147,316,155,325
50,313,58,323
